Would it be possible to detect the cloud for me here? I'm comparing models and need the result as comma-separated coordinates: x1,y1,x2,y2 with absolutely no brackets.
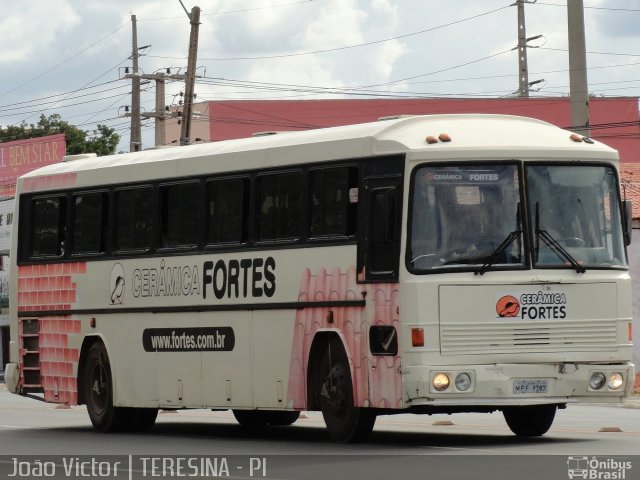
581,0,640,39
2,0,638,150
200,0,409,98
0,0,81,63
302,0,367,49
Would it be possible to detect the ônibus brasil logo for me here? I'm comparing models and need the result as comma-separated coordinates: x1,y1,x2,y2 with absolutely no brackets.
496,295,520,317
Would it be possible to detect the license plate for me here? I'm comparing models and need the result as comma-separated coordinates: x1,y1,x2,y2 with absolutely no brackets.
513,379,548,394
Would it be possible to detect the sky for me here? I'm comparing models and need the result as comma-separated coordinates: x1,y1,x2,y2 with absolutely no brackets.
1,0,639,151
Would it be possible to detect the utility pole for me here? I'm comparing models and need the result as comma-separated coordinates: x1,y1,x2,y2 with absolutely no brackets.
155,76,166,146
130,15,142,152
515,1,543,97
516,0,529,97
135,70,186,146
567,0,590,135
180,6,201,146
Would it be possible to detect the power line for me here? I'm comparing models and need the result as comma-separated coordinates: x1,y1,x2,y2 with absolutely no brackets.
21,57,131,123
0,21,129,102
539,47,640,58
147,4,513,61
142,0,321,21
535,2,640,12
1,80,124,109
0,92,132,119
3,83,130,114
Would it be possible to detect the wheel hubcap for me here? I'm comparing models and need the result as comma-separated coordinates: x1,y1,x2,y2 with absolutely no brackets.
90,363,107,414
322,364,348,415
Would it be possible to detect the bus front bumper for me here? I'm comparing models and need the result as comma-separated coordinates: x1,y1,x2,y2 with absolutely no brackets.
402,362,635,407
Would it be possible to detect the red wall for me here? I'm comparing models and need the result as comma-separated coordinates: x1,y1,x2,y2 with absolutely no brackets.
207,98,639,163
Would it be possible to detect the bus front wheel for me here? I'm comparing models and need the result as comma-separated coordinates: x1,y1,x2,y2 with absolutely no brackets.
318,340,376,443
503,404,557,437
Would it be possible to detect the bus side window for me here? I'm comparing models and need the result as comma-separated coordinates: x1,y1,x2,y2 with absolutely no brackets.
72,192,106,255
257,172,303,241
114,186,153,252
159,182,200,249
31,196,66,258
206,178,248,245
309,166,357,238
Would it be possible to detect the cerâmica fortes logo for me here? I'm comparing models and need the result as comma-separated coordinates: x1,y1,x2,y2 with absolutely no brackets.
496,290,568,320
567,456,632,479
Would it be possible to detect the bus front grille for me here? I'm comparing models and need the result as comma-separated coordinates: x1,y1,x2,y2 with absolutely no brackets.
440,320,617,354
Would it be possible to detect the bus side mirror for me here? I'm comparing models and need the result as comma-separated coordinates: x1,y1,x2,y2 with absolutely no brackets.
623,200,633,246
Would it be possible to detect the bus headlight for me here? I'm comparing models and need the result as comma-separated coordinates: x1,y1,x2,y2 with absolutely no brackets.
433,373,450,391
455,372,472,391
589,372,606,390
607,373,624,390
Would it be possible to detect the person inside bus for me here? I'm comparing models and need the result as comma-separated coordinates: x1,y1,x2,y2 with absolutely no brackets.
260,194,277,239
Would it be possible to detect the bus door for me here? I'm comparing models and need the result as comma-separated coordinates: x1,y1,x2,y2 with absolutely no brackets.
356,156,404,407
357,156,404,283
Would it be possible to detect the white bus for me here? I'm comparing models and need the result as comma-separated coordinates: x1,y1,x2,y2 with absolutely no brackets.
5,114,634,442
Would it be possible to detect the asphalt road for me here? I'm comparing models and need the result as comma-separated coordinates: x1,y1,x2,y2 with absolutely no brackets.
0,385,638,479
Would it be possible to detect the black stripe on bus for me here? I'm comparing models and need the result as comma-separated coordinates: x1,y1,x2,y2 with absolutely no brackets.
16,299,366,317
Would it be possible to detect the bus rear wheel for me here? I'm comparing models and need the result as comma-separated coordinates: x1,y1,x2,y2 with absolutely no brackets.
503,404,557,437
318,340,376,443
83,342,130,432
126,407,158,432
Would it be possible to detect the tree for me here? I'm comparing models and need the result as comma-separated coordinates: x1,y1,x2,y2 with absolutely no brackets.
0,114,120,156
85,124,120,157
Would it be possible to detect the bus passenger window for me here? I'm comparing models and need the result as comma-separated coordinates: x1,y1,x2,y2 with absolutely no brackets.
72,192,106,255
258,172,302,241
309,167,357,238
160,182,200,248
115,187,153,252
206,178,247,245
31,196,66,257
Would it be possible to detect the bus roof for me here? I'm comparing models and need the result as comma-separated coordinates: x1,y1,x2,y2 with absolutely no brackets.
17,114,618,191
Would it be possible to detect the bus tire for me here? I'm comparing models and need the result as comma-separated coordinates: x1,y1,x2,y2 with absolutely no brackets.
269,411,300,426
127,408,158,432
319,339,376,443
232,410,300,427
232,410,274,427
83,342,128,432
503,404,557,437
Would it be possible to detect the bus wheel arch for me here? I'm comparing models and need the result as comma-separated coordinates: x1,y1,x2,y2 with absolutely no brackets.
78,337,158,433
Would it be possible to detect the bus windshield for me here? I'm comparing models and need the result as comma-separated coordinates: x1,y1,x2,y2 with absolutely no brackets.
408,163,523,271
408,162,627,272
528,164,627,269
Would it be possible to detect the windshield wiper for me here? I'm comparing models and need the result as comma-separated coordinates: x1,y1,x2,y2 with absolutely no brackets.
535,202,586,273
474,229,521,276
475,204,521,276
